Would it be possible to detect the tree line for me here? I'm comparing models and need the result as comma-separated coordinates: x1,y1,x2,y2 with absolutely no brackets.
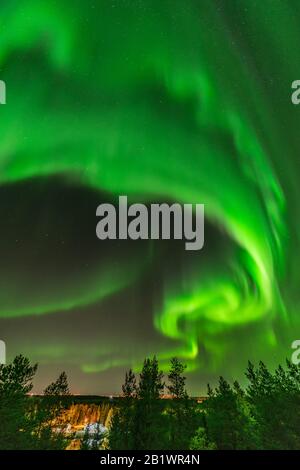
108,357,300,450
0,355,70,449
1,354,300,449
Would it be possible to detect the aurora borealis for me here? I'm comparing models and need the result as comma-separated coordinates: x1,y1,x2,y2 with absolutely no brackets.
0,0,300,393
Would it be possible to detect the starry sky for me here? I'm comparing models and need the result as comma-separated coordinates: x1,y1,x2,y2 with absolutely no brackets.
0,0,300,394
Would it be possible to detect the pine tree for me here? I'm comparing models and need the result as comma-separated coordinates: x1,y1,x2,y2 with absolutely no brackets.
36,371,71,449
166,357,199,449
109,369,137,449
134,356,166,449
245,360,300,449
138,356,164,401
0,355,38,450
167,357,187,399
44,371,70,396
204,376,255,449
122,369,136,398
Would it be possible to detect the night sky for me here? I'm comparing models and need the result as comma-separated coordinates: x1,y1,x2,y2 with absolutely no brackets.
0,0,300,394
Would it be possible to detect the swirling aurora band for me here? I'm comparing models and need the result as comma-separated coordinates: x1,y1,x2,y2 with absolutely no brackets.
0,0,299,389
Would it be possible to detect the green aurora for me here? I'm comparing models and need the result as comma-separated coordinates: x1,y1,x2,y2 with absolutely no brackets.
0,0,300,392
